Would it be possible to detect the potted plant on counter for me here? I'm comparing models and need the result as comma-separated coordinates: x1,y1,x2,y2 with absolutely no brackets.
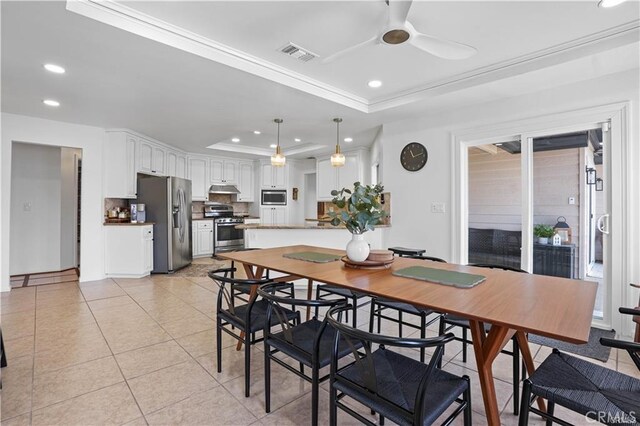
533,224,555,244
329,182,387,262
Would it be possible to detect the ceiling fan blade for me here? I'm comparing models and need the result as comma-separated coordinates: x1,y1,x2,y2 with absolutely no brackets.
322,36,378,64
410,33,477,60
388,0,413,27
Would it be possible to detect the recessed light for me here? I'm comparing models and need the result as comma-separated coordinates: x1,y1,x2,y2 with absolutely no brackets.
253,130,261,135
294,138,301,142
231,137,240,143
344,137,353,143
598,0,627,7
270,144,277,148
44,64,65,74
495,143,503,146
43,99,60,107
367,80,382,88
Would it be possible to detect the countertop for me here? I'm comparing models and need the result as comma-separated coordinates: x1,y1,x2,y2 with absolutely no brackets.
103,222,155,226
237,224,391,230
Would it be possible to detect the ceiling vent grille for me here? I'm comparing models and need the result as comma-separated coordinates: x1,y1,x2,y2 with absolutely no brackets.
278,42,317,63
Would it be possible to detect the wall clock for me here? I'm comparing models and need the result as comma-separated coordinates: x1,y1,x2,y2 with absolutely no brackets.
400,142,428,171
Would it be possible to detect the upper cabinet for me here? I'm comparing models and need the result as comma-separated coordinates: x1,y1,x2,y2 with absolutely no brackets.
260,162,288,189
316,151,365,201
236,161,255,202
104,129,260,204
137,138,166,176
210,159,238,184
104,131,137,199
167,151,187,179
187,155,209,201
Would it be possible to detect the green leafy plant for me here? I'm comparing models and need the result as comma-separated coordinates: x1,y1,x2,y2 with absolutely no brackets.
329,182,387,234
533,224,555,238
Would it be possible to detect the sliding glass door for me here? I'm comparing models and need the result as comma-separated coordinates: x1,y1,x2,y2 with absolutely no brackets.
461,122,612,325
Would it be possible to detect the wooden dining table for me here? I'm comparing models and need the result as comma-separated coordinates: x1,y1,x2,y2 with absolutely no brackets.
217,245,597,425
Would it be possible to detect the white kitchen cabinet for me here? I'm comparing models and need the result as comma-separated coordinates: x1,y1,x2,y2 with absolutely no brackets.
236,161,254,202
193,220,213,257
176,153,187,179
138,139,166,176
260,162,287,189
166,151,186,179
317,152,363,201
104,131,137,198
210,159,238,184
260,206,287,225
187,155,209,201
104,225,154,278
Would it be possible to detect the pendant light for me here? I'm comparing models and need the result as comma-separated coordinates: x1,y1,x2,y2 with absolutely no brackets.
331,118,346,167
270,118,286,167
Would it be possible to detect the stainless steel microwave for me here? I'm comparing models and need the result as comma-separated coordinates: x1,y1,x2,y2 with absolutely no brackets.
261,190,287,205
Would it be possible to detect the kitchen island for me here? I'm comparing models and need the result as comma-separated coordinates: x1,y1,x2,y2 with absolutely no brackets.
238,223,390,250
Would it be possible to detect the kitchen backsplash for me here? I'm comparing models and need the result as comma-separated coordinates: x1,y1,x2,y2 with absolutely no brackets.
316,192,391,224
191,194,250,219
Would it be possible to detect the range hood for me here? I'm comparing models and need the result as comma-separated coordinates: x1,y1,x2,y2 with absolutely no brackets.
208,184,240,194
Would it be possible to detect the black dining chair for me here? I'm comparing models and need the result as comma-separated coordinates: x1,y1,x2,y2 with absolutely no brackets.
258,283,361,426
209,267,300,397
369,254,446,362
439,263,527,415
519,309,640,426
326,304,472,426
315,284,369,327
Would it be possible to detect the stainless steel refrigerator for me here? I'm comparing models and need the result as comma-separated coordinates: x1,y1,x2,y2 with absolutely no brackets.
137,175,192,273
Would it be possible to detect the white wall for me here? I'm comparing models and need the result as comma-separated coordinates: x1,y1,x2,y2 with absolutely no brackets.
10,144,62,275
60,148,82,269
288,159,316,224
1,113,106,290
381,69,639,334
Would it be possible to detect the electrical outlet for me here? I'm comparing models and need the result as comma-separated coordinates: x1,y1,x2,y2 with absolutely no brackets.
431,202,445,214
568,197,576,205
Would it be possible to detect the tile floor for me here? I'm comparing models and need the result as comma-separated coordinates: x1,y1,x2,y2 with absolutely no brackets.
1,258,637,425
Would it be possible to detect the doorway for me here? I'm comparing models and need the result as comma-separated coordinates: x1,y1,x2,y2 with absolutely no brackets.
304,172,317,220
454,104,629,332
9,142,82,287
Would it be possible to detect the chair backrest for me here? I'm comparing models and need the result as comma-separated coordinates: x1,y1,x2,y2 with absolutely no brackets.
258,283,345,348
326,305,456,423
208,267,272,315
409,254,447,263
469,263,527,273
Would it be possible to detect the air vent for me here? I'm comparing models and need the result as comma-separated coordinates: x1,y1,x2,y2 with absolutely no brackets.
278,42,318,63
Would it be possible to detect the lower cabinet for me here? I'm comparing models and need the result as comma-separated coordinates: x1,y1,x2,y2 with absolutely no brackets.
193,220,214,257
105,225,154,278
260,207,287,225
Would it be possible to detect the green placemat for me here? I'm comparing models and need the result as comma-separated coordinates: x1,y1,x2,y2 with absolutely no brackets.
283,251,342,263
393,266,486,288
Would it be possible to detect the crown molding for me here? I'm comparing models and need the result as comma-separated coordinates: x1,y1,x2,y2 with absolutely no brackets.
68,1,639,114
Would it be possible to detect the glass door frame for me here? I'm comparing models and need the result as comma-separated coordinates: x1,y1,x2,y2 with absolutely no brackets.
452,103,630,333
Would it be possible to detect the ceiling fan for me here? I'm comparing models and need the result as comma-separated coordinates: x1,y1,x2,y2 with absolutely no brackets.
323,0,477,63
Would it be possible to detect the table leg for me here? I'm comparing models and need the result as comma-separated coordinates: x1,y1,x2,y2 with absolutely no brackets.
515,331,546,413
468,321,515,426
236,264,264,351
306,279,313,321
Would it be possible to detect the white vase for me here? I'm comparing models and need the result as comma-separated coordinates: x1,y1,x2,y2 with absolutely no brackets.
346,233,370,262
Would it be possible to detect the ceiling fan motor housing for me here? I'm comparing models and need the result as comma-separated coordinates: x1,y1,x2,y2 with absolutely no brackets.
382,29,410,44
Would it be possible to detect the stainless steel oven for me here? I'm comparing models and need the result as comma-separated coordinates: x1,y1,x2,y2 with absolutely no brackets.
261,190,287,205
214,217,244,253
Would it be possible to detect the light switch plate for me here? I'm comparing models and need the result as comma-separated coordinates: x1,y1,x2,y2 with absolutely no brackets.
23,202,32,211
431,202,445,213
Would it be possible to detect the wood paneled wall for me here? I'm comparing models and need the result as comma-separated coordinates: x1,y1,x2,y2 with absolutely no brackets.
468,147,581,277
